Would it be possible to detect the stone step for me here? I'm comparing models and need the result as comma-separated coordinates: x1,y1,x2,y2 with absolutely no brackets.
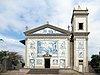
1,69,99,75
27,69,59,74
83,73,100,75
59,73,99,75
59,69,80,74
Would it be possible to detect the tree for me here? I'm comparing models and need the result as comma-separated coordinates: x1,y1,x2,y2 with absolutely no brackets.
90,54,100,73
8,52,22,66
0,51,9,63
90,55,100,68
0,51,23,70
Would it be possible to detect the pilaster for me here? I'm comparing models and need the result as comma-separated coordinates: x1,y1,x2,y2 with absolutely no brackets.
67,37,71,68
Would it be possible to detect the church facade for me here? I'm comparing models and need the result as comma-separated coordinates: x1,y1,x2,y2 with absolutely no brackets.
22,6,90,73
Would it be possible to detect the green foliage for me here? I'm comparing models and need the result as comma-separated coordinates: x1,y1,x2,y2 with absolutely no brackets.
95,67,100,73
90,54,100,73
0,51,23,67
90,55,100,68
0,51,9,62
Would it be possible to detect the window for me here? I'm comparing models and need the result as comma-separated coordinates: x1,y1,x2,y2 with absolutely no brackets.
79,60,83,62
79,23,83,30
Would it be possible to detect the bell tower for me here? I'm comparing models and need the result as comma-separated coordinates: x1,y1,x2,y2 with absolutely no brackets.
71,5,90,72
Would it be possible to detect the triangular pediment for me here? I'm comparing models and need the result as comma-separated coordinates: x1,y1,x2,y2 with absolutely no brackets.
33,28,63,34
24,24,70,36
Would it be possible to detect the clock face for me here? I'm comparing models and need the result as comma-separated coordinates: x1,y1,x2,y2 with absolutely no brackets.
78,41,84,49
79,51,83,58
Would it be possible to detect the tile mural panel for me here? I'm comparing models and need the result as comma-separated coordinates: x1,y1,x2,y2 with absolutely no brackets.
28,39,67,68
58,40,66,57
78,41,84,49
30,59,35,68
33,28,62,34
79,51,83,58
60,59,65,68
30,50,35,58
59,49,66,57
37,59,42,65
53,59,58,65
37,40,58,57
30,41,35,49
59,41,66,49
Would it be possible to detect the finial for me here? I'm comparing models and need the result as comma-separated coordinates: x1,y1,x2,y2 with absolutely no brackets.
47,21,49,24
26,25,28,31
68,25,70,31
86,7,88,10
74,7,75,10
77,5,81,10
46,16,50,24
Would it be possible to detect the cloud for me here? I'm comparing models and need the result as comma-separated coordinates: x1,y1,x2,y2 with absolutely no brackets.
0,34,25,58
0,0,72,60
0,0,100,60
0,0,73,32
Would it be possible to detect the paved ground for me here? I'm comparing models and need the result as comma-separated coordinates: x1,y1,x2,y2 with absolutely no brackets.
0,69,99,75
0,69,28,75
0,69,57,75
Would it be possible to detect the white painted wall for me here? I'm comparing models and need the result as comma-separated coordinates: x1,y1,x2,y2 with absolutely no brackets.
76,17,86,32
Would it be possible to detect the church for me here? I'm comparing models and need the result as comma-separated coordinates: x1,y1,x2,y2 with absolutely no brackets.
20,6,90,73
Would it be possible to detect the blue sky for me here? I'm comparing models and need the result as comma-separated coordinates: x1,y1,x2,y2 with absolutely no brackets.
0,0,100,60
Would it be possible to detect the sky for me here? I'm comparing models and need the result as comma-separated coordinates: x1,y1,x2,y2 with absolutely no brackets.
0,0,100,60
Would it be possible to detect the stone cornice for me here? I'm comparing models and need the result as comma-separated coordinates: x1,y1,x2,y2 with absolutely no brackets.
74,37,88,40
25,33,70,36
26,36,69,40
73,32,90,36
